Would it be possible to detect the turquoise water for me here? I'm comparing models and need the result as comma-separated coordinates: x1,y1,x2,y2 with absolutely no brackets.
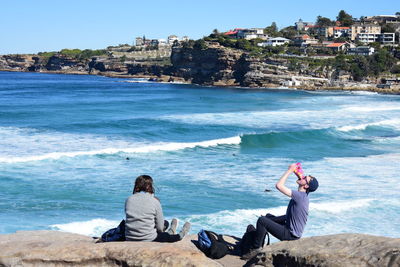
0,71,399,240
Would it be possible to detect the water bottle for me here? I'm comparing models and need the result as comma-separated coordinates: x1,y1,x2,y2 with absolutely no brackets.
294,162,305,179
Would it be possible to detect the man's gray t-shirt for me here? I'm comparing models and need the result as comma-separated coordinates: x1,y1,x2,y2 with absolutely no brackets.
285,190,309,238
125,192,164,241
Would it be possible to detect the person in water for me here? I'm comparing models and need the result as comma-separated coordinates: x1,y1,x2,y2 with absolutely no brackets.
125,175,191,242
242,164,319,259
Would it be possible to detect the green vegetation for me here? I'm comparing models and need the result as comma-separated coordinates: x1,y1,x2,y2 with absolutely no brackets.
264,22,279,37
193,39,208,50
285,47,397,81
336,10,353,26
316,16,334,27
59,49,107,60
120,55,127,62
37,51,57,58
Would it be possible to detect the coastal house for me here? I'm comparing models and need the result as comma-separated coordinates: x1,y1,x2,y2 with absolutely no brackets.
293,34,318,47
332,27,350,38
237,28,268,40
377,33,396,45
356,32,396,45
136,37,144,46
362,15,400,25
325,42,350,52
350,24,381,41
168,35,179,45
347,46,375,56
295,19,314,31
157,39,168,46
223,28,243,38
258,37,290,47
304,24,317,32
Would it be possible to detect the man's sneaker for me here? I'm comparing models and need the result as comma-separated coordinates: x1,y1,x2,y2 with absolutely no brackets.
178,222,191,239
167,218,178,235
240,247,263,260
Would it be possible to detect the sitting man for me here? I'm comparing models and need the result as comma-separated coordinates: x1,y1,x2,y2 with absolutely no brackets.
242,164,319,259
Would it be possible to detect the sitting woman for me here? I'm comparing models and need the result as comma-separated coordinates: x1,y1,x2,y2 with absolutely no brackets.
125,174,191,242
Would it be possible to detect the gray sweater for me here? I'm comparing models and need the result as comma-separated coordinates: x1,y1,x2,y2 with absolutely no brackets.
125,192,164,241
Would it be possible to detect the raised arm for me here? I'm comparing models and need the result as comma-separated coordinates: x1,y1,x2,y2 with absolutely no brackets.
275,164,297,197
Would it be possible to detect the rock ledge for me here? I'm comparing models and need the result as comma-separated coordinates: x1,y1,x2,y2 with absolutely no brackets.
0,231,399,267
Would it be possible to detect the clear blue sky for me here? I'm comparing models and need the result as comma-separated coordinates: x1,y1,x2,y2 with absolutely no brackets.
0,0,399,54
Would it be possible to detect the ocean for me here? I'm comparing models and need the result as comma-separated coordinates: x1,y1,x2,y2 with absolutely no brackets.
0,71,399,241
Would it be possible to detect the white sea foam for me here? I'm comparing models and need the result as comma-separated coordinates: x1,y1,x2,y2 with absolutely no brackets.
50,199,374,237
161,103,400,130
50,218,120,236
310,199,372,213
0,136,241,163
337,119,400,132
343,105,400,112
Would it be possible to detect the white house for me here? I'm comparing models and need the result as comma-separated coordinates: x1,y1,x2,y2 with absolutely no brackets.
258,37,290,47
157,39,168,46
237,28,268,40
356,32,395,44
168,35,179,45
378,33,396,45
347,46,375,56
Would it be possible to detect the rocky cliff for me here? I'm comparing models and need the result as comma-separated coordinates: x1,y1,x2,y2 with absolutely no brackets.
0,231,399,267
0,54,171,78
170,45,375,89
170,45,243,86
1,48,399,93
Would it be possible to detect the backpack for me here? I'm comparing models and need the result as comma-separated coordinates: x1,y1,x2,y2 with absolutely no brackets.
197,230,230,259
101,220,126,242
239,224,270,256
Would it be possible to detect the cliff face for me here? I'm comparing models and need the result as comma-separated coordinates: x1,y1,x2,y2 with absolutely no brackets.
0,54,170,77
1,49,398,93
46,55,88,72
0,231,399,267
171,46,243,86
170,46,335,88
0,55,37,71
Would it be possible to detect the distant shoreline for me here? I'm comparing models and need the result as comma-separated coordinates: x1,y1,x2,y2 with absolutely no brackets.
1,69,399,95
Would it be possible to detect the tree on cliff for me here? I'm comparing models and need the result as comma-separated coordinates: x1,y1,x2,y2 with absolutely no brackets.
336,10,353,26
193,39,207,50
264,22,279,37
209,29,221,38
235,39,253,51
279,26,297,39
316,16,334,27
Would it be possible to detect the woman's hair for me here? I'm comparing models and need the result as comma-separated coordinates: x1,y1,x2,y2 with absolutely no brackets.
133,175,155,194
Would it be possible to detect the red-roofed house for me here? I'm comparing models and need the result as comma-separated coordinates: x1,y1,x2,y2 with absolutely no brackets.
333,26,350,38
224,28,268,40
293,34,318,46
325,42,350,52
223,28,244,38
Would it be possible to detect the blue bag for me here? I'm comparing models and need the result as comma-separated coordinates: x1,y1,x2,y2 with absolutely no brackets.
101,220,126,242
197,229,212,251
197,229,230,259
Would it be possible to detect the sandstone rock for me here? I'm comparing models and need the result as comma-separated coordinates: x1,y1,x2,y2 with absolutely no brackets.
170,46,244,85
1,231,399,267
252,233,400,267
0,231,221,267
46,55,88,72
0,55,36,71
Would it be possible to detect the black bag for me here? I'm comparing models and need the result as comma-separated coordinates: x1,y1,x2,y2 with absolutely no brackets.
198,230,230,259
239,224,270,256
101,220,126,242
